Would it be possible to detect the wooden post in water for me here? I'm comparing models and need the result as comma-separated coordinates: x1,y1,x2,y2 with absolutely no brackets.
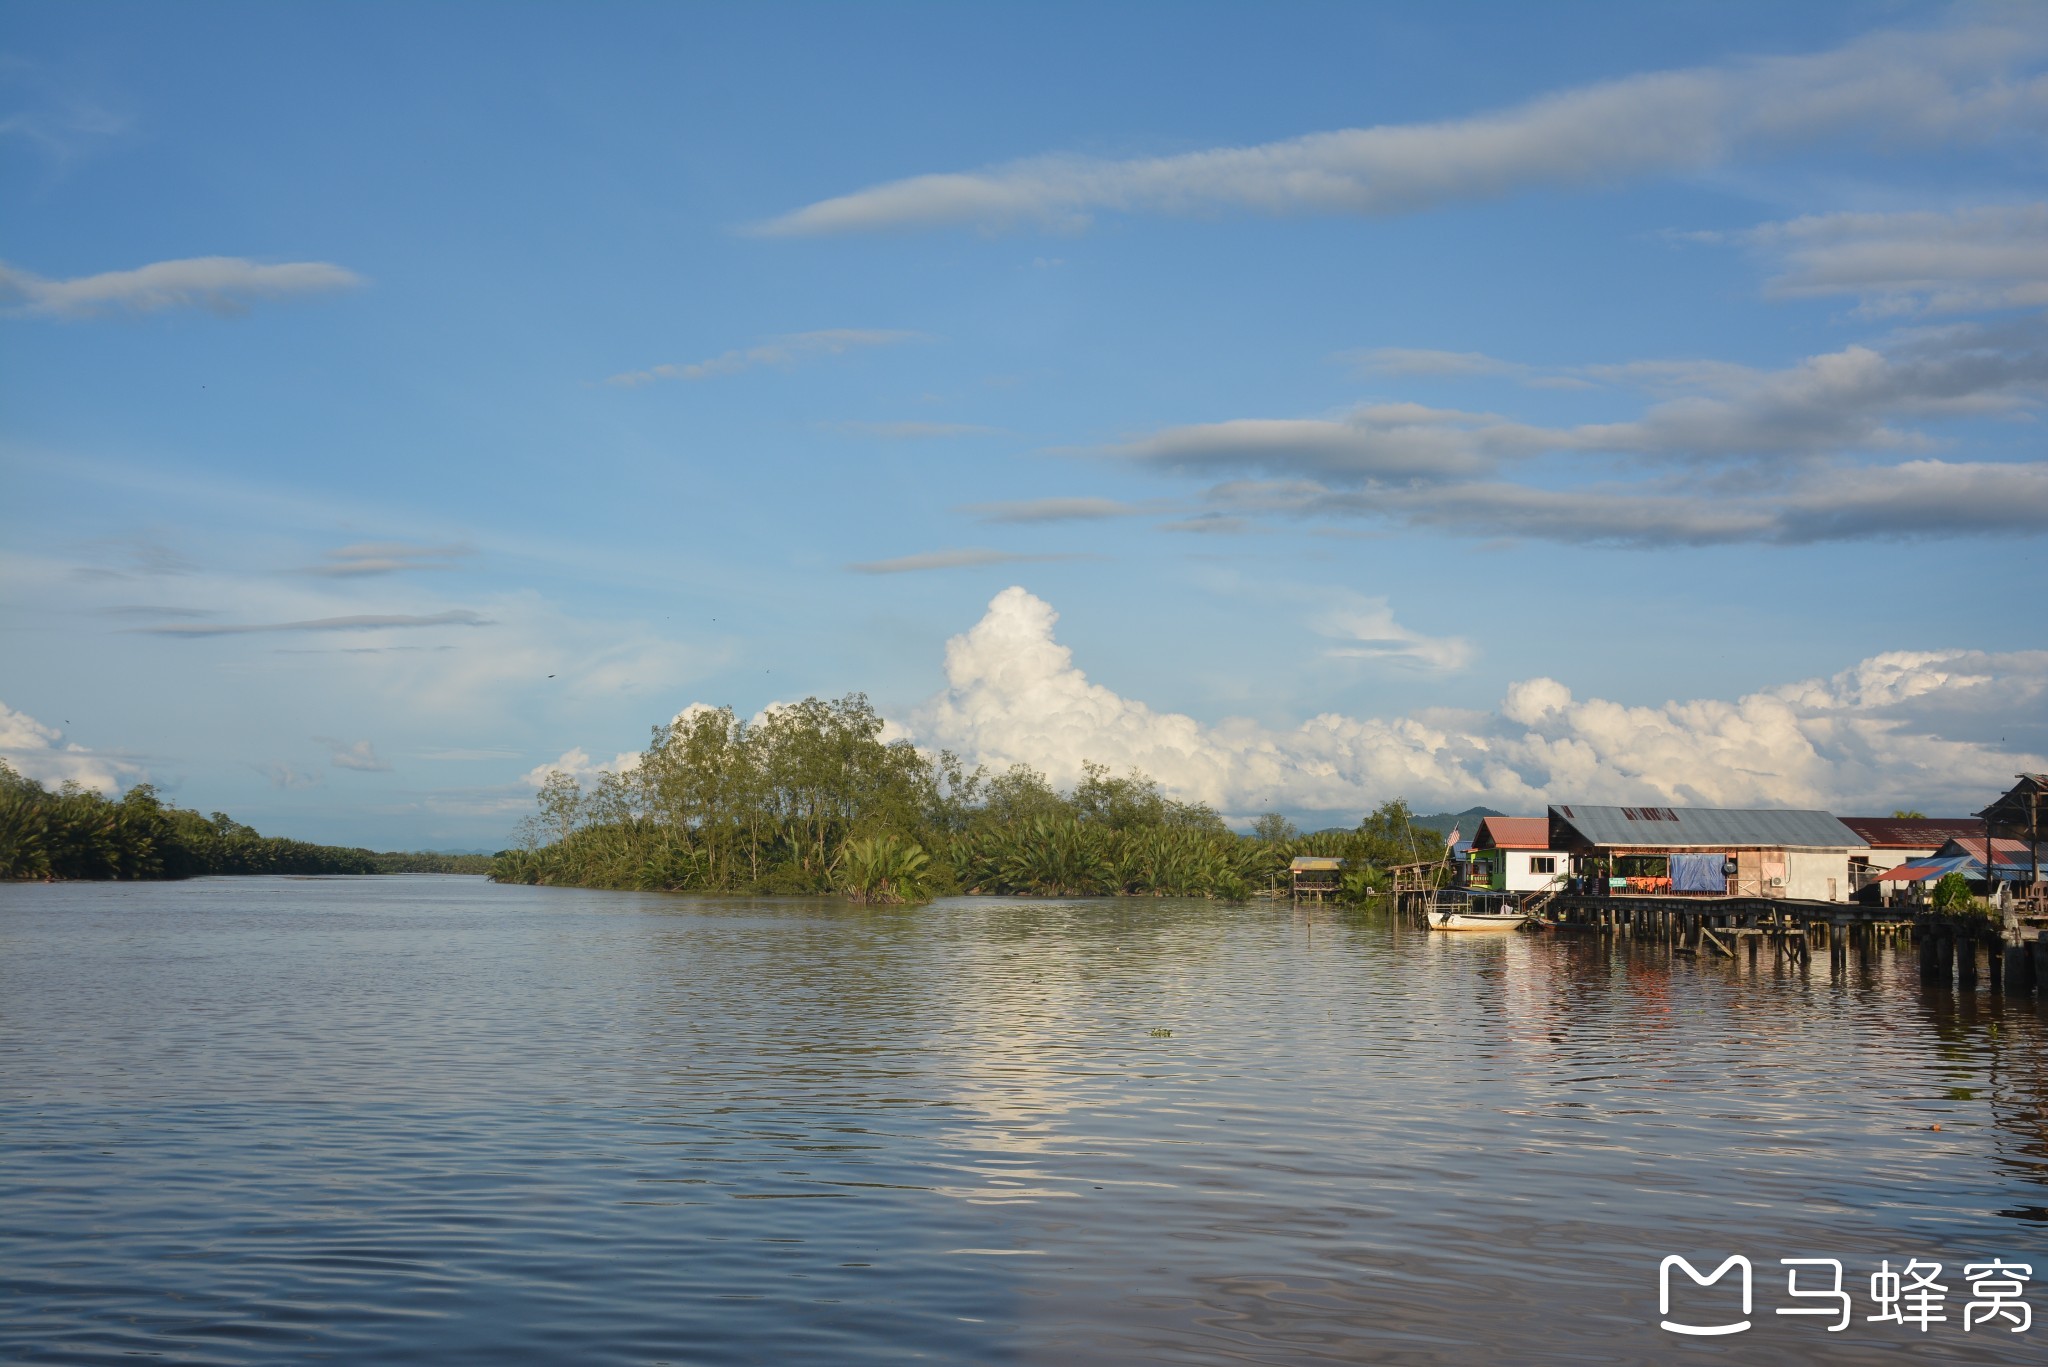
1918,928,1939,982
1957,932,1978,989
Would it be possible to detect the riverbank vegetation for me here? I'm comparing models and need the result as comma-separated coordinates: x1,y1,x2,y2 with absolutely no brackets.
368,851,496,875
493,693,1446,904
0,762,382,880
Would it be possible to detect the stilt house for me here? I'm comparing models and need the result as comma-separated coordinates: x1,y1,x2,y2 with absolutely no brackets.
1547,804,1868,903
1465,817,1567,893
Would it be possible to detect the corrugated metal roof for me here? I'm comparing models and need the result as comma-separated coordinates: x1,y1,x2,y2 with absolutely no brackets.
1839,816,1981,848
1876,856,1972,882
1549,804,1868,851
1978,774,2048,827
1290,856,1346,871
1937,836,2046,867
1474,816,1550,850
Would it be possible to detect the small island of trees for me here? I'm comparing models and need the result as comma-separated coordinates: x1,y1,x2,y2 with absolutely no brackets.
495,693,1444,904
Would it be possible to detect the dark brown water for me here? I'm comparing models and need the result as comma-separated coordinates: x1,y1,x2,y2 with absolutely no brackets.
2,876,2043,1364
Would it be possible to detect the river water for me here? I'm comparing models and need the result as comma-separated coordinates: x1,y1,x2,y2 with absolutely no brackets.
2,876,2042,1364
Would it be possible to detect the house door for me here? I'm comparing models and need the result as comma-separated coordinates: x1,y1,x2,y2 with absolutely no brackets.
1734,851,1762,897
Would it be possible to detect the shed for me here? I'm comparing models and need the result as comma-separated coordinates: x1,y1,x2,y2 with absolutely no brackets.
1547,804,1868,902
1289,855,1346,902
1977,774,2046,891
1877,839,2048,890
1933,836,2048,883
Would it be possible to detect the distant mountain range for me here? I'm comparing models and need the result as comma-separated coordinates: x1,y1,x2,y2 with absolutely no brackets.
1304,806,1509,839
1409,807,1509,836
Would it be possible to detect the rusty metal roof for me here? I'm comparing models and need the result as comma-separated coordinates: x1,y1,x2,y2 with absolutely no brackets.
1838,816,1981,848
1937,836,2044,866
1473,816,1550,850
1548,804,1867,851
1289,856,1347,871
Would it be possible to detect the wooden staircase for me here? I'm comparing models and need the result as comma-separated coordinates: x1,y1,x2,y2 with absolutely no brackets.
1516,881,1566,920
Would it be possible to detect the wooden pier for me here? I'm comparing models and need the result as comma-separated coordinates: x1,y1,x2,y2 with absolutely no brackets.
1463,892,2048,995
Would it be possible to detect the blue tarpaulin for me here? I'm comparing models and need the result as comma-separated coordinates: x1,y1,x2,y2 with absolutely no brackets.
1669,852,1727,893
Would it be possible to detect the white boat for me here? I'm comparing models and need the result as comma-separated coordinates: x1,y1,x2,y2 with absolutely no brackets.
1426,892,1532,932
1430,908,1532,931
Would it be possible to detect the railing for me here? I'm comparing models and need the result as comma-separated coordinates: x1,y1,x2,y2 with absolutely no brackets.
1518,880,1565,918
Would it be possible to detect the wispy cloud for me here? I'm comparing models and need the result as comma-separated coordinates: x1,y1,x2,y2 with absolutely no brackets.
1345,347,1596,390
1117,406,1544,484
254,761,321,790
302,541,474,577
958,496,1163,524
756,19,2048,236
846,548,1094,575
0,60,129,163
97,604,218,621
1313,592,1475,672
1117,317,2048,545
134,610,492,638
605,329,924,387
69,537,200,581
1208,458,2048,547
1731,203,2048,316
834,420,1000,439
1158,513,1252,535
0,257,363,319
317,737,392,772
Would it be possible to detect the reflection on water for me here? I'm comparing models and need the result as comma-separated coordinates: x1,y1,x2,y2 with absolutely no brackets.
1,877,2042,1364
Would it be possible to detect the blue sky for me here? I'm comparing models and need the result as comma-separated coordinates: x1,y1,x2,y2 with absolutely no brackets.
3,1,2044,847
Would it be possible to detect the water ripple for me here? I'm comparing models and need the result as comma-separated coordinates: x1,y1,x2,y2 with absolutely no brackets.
2,877,2043,1364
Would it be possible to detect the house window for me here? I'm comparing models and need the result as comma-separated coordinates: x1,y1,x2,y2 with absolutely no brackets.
1530,856,1556,874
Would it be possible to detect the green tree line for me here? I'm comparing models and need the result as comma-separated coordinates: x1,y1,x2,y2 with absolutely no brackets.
0,761,499,881
0,762,382,880
493,693,1448,903
367,851,497,875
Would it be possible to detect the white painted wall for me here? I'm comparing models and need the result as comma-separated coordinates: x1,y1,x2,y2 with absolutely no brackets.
1855,846,1939,874
1503,850,1566,892
1786,850,1852,902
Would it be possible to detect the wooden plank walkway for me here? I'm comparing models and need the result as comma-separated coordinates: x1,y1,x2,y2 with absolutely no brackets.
1398,891,2048,996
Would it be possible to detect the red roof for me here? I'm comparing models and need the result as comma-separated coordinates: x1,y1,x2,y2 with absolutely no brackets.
1938,836,2042,867
1474,816,1550,850
1838,817,1980,849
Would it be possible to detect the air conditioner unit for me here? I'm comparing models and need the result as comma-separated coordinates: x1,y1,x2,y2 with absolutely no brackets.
1767,876,1785,888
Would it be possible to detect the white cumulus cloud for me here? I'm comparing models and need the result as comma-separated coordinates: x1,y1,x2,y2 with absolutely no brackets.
910,589,2045,817
0,700,146,794
523,747,642,788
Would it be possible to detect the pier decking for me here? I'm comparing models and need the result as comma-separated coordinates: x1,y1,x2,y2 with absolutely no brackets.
1529,893,2048,994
